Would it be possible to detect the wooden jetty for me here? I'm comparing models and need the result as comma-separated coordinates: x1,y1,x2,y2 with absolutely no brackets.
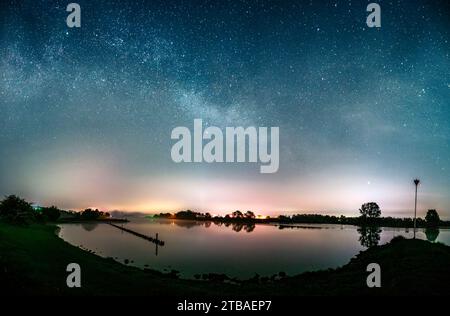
108,223,165,246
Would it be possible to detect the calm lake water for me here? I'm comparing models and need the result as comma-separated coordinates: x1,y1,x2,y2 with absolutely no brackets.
58,218,450,279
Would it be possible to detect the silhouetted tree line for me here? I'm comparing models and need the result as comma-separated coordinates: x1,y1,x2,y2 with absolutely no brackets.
154,210,258,222
0,195,62,224
278,203,448,228
2,195,447,229
154,203,449,228
0,195,116,225
277,213,445,228
76,208,110,220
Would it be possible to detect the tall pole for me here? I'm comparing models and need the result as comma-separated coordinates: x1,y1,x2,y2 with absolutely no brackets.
413,179,420,239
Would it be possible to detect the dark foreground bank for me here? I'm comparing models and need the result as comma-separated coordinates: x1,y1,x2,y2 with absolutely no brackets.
1,222,449,295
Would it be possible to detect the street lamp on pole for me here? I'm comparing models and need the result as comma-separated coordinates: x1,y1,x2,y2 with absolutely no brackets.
413,179,420,239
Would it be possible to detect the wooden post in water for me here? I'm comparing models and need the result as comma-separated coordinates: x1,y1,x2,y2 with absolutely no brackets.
108,223,165,248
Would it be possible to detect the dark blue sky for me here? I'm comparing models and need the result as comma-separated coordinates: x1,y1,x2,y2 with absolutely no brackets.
1,0,449,217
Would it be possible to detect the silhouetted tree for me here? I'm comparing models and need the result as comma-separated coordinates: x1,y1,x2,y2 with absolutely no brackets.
0,195,34,224
425,209,440,227
80,208,103,220
278,215,291,222
359,202,381,219
41,206,61,221
244,211,256,219
175,210,196,219
232,210,244,219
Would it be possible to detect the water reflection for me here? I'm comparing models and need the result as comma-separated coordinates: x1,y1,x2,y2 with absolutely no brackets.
151,219,256,233
81,222,99,232
425,228,440,242
231,222,255,233
357,226,382,248
58,219,450,279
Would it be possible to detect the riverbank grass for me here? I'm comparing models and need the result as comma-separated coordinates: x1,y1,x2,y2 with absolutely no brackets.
0,222,234,295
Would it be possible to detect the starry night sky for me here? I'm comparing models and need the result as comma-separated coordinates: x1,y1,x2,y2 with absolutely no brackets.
1,0,449,218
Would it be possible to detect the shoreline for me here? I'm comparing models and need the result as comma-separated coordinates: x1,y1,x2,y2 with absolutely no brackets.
2,221,450,295
149,215,450,229
57,219,448,281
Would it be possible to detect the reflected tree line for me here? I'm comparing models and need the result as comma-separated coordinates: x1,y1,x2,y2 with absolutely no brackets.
357,203,441,248
81,214,441,248
153,203,443,244
357,226,440,247
162,217,440,245
160,219,256,233
185,203,441,245
218,221,256,233
160,217,442,244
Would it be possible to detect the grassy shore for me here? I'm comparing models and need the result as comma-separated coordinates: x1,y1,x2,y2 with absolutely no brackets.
1,222,450,295
0,222,235,295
